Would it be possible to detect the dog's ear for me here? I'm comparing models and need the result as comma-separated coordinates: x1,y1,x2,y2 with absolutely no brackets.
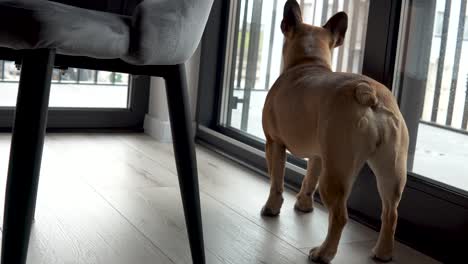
281,0,302,34
323,12,348,47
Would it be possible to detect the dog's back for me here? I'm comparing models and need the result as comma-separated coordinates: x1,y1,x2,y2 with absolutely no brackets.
262,65,404,159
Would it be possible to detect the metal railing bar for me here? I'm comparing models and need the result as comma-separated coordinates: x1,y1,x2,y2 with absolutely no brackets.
347,0,360,73
1,60,4,80
358,0,369,73
312,0,317,24
330,0,339,63
264,0,278,90
462,74,468,128
76,69,80,83
58,69,62,83
431,0,451,122
236,0,250,88
227,0,242,127
321,0,329,25
446,0,466,126
241,0,263,131
421,120,468,136
332,0,339,15
94,70,98,84
336,0,349,72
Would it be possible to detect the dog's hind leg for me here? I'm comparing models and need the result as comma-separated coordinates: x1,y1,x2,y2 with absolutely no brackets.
295,156,321,213
308,119,370,263
368,137,407,262
308,156,362,264
261,139,286,216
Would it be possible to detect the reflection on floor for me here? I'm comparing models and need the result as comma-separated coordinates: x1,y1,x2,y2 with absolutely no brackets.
0,134,440,263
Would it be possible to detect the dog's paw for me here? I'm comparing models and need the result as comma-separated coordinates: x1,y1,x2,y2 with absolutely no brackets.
372,255,393,263
294,195,314,213
372,245,393,262
260,205,281,217
308,247,333,264
261,195,283,217
294,202,314,213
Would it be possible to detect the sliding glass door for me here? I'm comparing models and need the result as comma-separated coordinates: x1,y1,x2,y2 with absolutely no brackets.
395,0,468,192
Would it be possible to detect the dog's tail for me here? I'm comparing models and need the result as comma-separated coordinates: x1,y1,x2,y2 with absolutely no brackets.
354,82,378,107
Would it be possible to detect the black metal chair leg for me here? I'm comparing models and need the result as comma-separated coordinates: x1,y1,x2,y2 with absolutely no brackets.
1,49,55,264
164,64,206,264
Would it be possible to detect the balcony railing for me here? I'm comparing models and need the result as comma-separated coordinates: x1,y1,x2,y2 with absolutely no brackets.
228,0,468,135
0,60,128,86
229,0,369,132
422,0,468,133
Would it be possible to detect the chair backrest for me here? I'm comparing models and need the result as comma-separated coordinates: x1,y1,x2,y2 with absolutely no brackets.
126,0,215,65
38,0,215,65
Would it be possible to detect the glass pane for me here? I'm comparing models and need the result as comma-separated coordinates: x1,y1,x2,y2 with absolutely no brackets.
222,0,370,140
114,72,129,85
59,68,79,83
0,61,129,108
97,70,114,84
394,0,468,191
79,69,96,83
2,61,20,81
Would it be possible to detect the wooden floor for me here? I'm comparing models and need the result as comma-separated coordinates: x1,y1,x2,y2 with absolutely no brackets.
0,133,439,264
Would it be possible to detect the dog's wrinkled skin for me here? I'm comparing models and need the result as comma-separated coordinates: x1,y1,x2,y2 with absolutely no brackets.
261,1,409,263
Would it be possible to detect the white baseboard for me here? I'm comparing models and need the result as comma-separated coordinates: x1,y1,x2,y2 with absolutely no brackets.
144,114,197,143
144,114,172,143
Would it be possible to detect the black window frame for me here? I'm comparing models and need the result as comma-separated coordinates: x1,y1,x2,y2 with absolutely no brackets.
0,48,149,131
196,0,468,263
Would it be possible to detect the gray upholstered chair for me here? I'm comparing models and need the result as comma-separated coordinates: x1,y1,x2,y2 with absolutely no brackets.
0,0,213,263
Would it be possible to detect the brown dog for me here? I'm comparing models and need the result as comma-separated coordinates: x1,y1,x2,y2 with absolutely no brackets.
261,0,409,263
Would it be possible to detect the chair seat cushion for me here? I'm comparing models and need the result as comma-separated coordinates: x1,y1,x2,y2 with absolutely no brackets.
0,0,130,59
0,0,213,65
